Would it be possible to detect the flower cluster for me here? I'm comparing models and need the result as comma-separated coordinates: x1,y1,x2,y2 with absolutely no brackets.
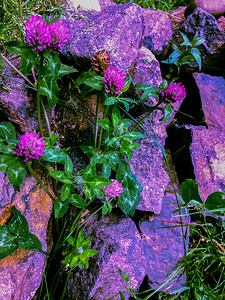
103,179,123,198
25,15,70,52
128,277,139,290
92,49,110,76
160,82,186,103
13,132,46,162
103,66,125,95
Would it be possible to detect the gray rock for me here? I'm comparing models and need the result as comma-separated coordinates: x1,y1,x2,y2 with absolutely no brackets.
140,191,188,292
67,0,116,12
66,213,146,300
189,73,225,200
179,8,225,70
130,46,162,96
62,3,144,71
138,150,188,292
194,73,225,130
130,113,170,214
0,55,38,133
142,9,173,56
185,0,225,18
0,172,53,300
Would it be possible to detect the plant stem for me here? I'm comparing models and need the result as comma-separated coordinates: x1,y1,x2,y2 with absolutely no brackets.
98,105,109,152
41,99,52,137
36,55,44,136
1,54,34,86
131,102,161,132
0,74,36,90
105,288,126,300
26,162,55,201
94,94,101,148
19,0,23,20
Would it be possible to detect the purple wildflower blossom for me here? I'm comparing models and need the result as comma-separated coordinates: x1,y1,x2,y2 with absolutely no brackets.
25,15,70,52
161,82,186,103
48,20,70,51
92,49,110,75
103,179,123,198
25,15,51,51
128,277,139,290
103,66,125,95
13,132,46,162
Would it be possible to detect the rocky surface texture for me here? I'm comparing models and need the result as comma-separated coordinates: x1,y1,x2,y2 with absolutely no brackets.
0,172,52,300
189,74,225,200
66,213,146,300
177,8,225,71
0,0,225,299
185,0,225,18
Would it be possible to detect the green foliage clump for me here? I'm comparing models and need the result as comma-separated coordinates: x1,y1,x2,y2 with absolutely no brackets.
111,0,190,11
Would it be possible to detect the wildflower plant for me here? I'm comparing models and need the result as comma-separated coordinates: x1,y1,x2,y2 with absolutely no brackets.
0,4,217,300
162,31,205,76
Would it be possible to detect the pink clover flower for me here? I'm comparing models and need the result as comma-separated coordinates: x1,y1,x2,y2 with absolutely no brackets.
13,132,46,162
161,82,186,103
103,179,123,198
103,66,125,95
25,15,70,52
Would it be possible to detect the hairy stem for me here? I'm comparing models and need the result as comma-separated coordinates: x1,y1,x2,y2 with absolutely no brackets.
98,105,109,152
105,289,126,300
41,99,52,137
19,0,23,20
1,54,34,86
94,94,101,148
26,162,55,201
36,56,44,136
131,102,161,132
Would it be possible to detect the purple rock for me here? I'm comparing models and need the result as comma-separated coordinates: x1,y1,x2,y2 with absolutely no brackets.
189,73,225,200
62,3,144,71
142,9,172,56
130,114,170,214
66,213,146,300
0,172,52,300
0,55,38,132
140,194,188,292
178,8,225,70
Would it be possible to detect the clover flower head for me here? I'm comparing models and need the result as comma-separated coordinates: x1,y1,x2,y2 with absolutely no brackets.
103,179,123,198
103,66,125,95
92,49,110,75
13,132,46,162
25,15,70,52
128,277,139,290
161,82,186,103
25,15,51,51
48,20,70,51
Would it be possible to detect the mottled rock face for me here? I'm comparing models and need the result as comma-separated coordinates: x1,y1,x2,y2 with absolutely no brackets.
0,55,39,133
194,73,225,130
0,172,52,300
139,150,187,291
62,3,173,73
185,0,225,18
66,213,146,300
62,3,144,71
190,74,225,200
130,46,162,93
142,9,172,56
140,193,187,291
178,8,225,70
129,114,170,214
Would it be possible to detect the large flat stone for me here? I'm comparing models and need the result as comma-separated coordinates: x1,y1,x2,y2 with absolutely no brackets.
0,172,52,300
